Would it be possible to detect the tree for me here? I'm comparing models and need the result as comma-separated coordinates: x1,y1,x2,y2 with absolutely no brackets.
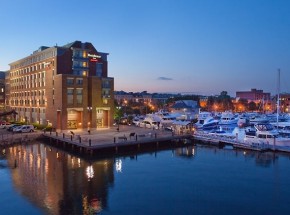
236,98,248,112
248,101,257,111
206,96,215,111
217,91,234,111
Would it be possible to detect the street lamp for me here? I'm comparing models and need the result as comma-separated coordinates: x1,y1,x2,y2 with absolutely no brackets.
87,106,92,133
116,106,121,132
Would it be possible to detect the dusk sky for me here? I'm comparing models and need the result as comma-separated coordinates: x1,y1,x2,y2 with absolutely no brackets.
1,0,290,96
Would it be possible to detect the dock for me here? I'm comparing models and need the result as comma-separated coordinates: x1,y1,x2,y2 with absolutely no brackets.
40,126,193,156
192,131,290,153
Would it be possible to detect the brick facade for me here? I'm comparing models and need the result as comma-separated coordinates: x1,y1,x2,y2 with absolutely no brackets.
6,41,114,130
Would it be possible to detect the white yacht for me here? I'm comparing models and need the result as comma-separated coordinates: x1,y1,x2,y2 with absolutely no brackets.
219,111,238,125
249,114,269,125
244,123,290,147
201,117,219,130
271,122,290,137
195,111,213,128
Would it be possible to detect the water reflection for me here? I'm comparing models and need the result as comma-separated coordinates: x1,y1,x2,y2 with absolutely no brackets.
2,142,290,214
242,150,278,167
5,144,114,215
174,146,196,158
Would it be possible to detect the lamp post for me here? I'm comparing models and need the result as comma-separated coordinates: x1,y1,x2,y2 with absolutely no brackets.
124,100,128,116
57,109,61,131
87,106,92,133
116,106,121,132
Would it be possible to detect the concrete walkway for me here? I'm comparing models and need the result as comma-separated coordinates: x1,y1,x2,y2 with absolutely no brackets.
53,125,176,147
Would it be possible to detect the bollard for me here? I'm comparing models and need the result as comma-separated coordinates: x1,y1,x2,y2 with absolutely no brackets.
89,139,91,146
79,137,81,143
114,137,116,143
136,135,137,141
50,130,51,135
71,135,72,141
63,133,65,139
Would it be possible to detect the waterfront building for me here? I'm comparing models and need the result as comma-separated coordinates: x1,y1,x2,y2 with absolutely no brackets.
199,96,208,109
6,41,114,130
170,100,199,120
236,88,271,101
279,93,290,113
114,91,153,105
0,71,5,111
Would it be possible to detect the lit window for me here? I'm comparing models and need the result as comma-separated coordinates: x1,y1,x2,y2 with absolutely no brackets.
76,88,83,104
67,78,74,85
67,88,74,105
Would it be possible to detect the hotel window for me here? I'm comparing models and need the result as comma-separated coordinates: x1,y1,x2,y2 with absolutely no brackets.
103,99,108,105
76,78,83,85
73,61,80,67
67,78,74,85
76,88,83,104
73,50,80,57
67,88,74,105
96,63,103,77
82,62,87,67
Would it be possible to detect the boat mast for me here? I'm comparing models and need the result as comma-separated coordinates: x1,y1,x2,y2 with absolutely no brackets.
276,69,280,127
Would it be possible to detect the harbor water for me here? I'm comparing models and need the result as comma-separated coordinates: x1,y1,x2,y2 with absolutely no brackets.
1,141,290,215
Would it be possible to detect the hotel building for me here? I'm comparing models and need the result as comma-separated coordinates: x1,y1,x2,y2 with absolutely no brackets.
6,41,114,130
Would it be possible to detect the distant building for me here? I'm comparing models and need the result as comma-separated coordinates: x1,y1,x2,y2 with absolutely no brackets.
170,100,198,119
236,89,271,102
6,41,114,130
199,96,208,109
280,93,290,113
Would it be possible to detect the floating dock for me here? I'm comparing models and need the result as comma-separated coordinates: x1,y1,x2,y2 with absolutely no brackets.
192,132,290,153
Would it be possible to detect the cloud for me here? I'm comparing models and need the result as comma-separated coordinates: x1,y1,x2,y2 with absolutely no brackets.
157,77,173,81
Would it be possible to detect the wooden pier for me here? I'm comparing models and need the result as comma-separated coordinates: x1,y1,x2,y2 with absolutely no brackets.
41,129,193,156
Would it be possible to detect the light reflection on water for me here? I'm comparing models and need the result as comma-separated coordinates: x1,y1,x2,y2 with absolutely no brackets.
1,142,290,215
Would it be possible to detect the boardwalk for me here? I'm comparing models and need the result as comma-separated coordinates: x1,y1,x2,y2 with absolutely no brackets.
42,125,193,155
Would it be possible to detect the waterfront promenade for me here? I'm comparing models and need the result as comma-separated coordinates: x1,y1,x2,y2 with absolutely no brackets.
41,125,192,155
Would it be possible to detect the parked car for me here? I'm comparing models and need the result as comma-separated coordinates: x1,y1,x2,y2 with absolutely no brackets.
13,125,35,133
0,122,11,129
139,120,159,129
7,124,21,131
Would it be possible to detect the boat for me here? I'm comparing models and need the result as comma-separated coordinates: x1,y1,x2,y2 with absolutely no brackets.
195,111,213,128
249,114,269,125
237,114,250,127
271,122,290,137
219,111,238,125
243,123,290,147
201,117,219,130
